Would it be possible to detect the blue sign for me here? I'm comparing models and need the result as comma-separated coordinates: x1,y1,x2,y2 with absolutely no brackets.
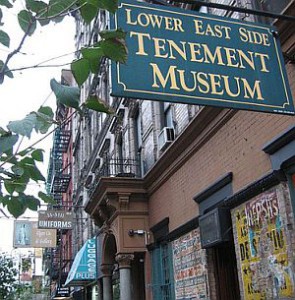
110,0,294,115
65,238,97,286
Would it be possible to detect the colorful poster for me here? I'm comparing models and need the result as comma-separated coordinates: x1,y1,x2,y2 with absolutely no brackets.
172,229,208,300
234,188,294,299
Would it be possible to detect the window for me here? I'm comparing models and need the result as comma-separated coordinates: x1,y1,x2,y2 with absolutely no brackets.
164,103,173,128
253,0,292,23
151,244,175,300
135,109,143,176
160,102,174,129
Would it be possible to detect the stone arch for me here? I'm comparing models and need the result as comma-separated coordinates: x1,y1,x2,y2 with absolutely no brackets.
102,233,117,265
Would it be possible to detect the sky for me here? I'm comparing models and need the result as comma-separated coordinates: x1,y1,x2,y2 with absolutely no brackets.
0,2,76,252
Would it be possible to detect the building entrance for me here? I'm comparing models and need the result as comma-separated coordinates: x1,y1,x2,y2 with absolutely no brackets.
212,241,240,300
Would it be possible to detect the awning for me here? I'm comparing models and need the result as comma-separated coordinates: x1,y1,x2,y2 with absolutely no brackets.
65,238,100,286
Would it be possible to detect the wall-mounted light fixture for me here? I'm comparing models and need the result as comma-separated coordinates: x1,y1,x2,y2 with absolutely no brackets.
128,229,151,245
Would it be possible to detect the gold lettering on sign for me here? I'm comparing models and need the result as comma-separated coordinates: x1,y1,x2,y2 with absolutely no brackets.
129,33,270,74
193,19,232,39
126,9,184,32
122,6,278,104
150,63,264,101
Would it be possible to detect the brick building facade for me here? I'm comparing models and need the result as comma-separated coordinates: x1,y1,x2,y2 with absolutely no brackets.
65,1,295,299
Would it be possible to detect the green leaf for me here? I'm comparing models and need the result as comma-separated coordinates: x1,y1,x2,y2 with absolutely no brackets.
79,2,98,24
0,29,9,47
100,29,126,40
0,127,10,136
97,0,117,14
11,165,25,176
18,148,32,156
7,197,26,218
4,175,28,194
31,149,44,161
99,38,128,63
0,0,12,8
4,180,16,194
19,157,45,182
81,47,103,73
84,96,114,114
37,18,50,26
0,60,14,84
34,106,55,133
25,0,47,14
71,58,90,86
0,195,9,206
20,194,40,210
7,113,37,138
38,106,54,119
18,10,36,36
38,191,55,204
50,78,81,110
25,166,45,182
0,134,18,155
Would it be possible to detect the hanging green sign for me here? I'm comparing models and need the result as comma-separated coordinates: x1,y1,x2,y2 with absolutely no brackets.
110,0,294,115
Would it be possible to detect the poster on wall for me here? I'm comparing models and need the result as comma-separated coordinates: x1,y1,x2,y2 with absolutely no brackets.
13,221,56,248
14,221,33,247
234,188,294,299
172,229,208,300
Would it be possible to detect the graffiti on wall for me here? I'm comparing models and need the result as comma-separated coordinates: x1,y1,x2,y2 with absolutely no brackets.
172,229,208,300
235,188,294,299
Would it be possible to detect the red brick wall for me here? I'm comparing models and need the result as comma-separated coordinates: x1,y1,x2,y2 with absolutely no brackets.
148,109,294,231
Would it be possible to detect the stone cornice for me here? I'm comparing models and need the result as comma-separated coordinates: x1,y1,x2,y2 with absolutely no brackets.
263,125,295,154
85,177,147,218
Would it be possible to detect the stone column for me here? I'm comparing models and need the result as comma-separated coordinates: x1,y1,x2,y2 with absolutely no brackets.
96,279,103,300
116,254,134,300
101,264,113,300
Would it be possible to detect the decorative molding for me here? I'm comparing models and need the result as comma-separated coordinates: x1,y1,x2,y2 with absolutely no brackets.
147,217,199,249
98,205,109,223
167,217,199,242
262,125,295,171
116,253,134,269
263,125,295,155
223,170,286,209
193,172,233,204
118,193,130,210
150,217,169,234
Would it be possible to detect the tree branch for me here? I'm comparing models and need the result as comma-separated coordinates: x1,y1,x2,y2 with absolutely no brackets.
0,19,34,81
0,110,77,169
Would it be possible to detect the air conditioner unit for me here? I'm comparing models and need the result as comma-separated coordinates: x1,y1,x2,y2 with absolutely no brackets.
199,207,231,249
158,127,175,151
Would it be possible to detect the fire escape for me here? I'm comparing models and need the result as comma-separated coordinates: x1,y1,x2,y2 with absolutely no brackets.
45,103,72,296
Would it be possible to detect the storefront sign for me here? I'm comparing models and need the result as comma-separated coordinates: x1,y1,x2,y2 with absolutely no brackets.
31,222,56,248
65,238,97,286
14,221,56,248
234,188,294,299
110,0,294,115
55,287,70,297
38,210,73,229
